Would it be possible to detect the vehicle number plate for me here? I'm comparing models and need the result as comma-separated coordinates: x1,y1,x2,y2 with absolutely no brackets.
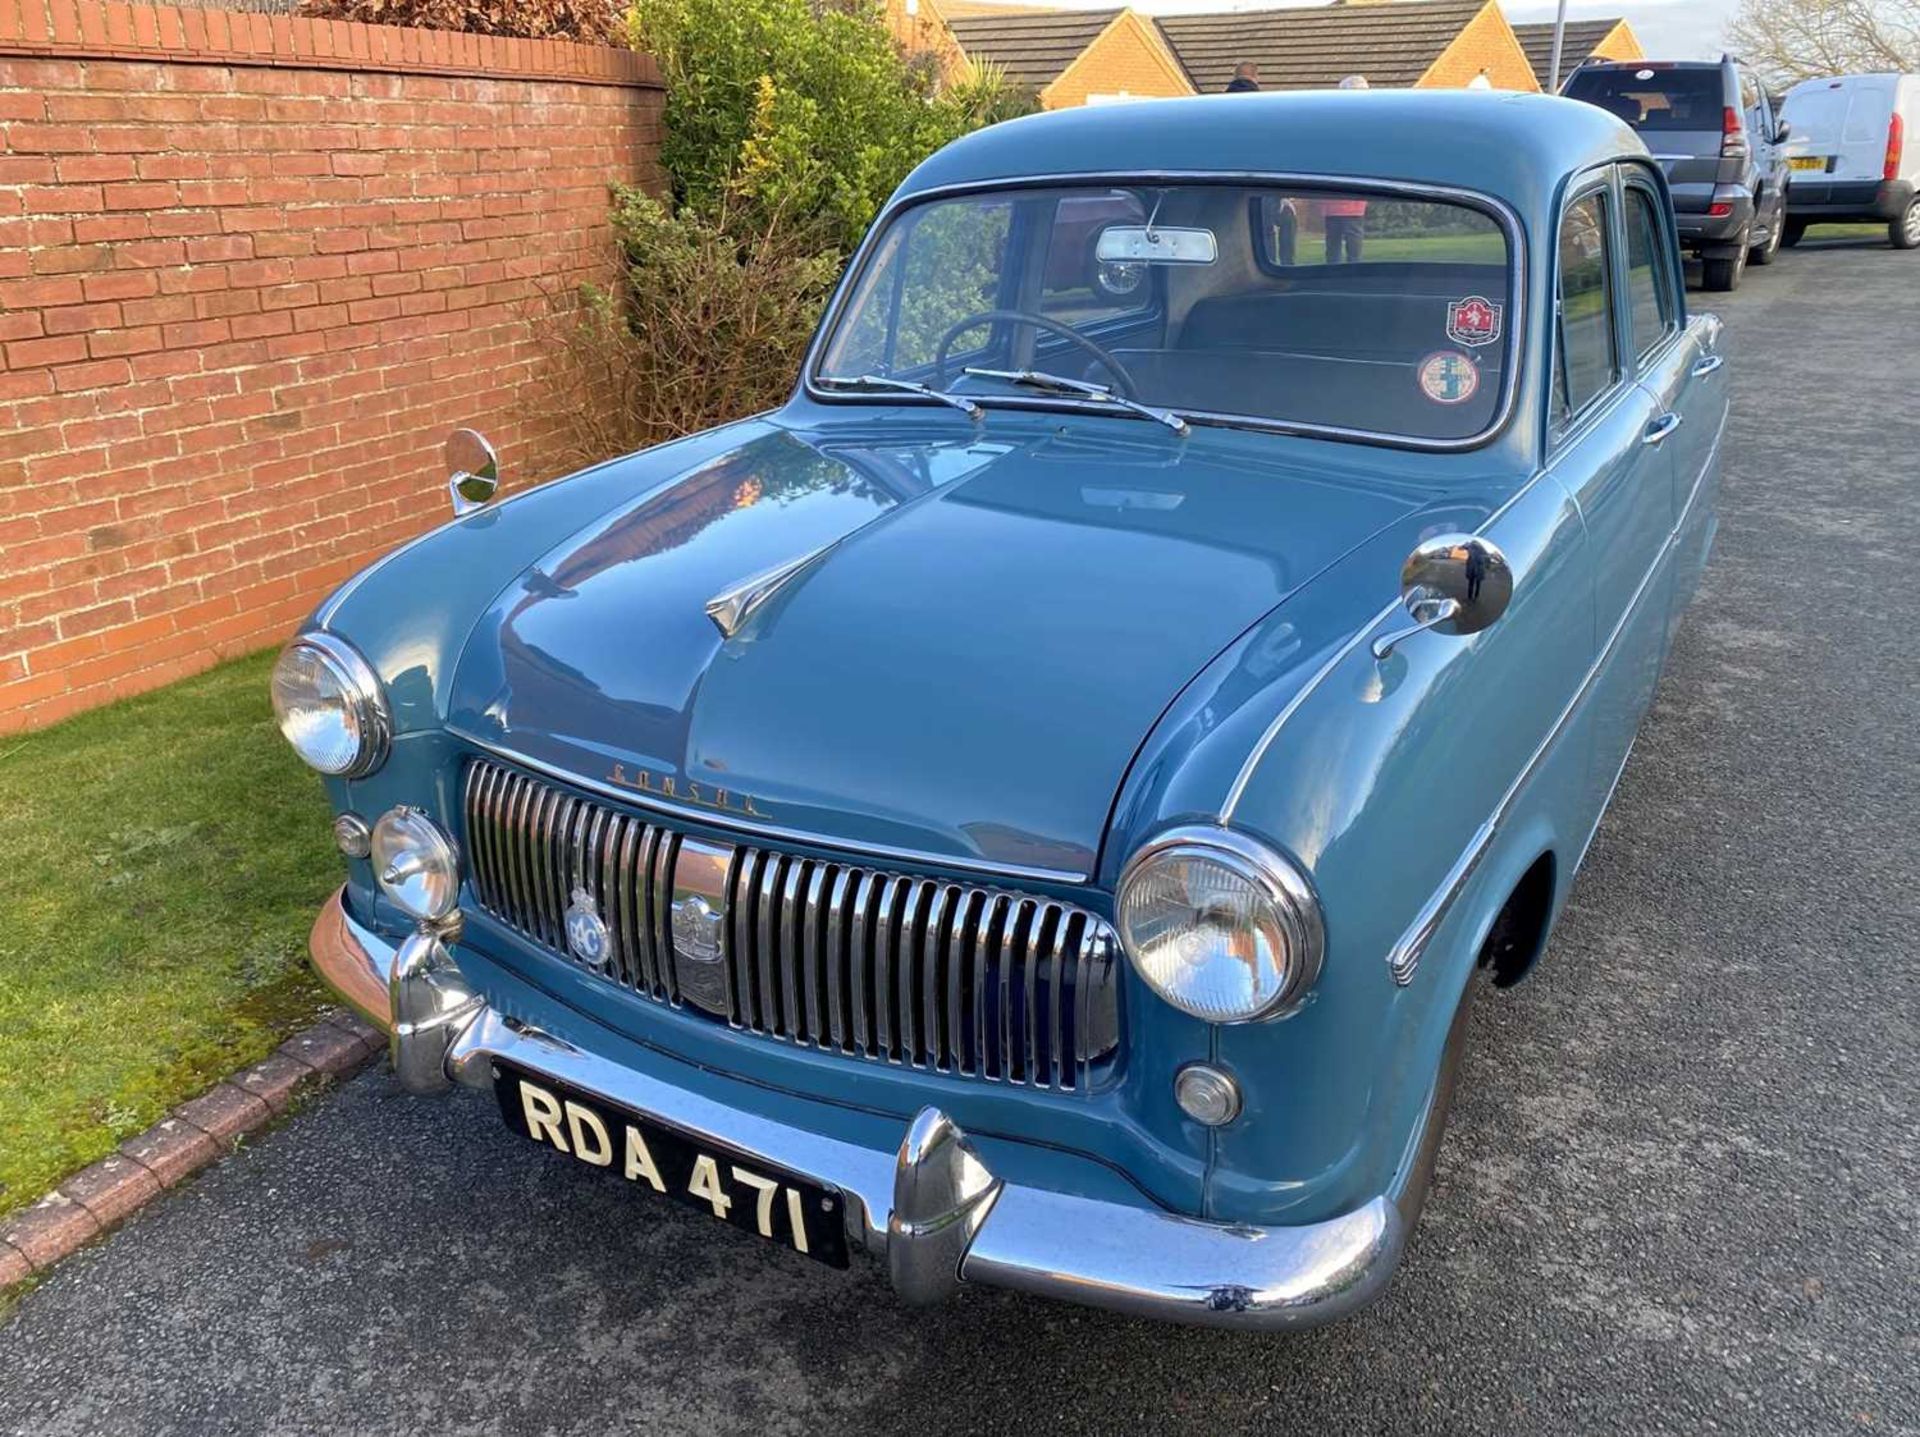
493,1063,850,1268
1789,156,1828,172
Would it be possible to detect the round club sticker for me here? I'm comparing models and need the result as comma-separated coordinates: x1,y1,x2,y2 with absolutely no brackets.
1417,350,1480,405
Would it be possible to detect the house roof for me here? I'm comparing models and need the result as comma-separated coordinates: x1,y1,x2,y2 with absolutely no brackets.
945,9,1125,92
1511,19,1625,84
1156,0,1488,93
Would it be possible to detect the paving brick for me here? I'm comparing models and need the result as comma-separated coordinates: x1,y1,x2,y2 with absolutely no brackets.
59,1153,161,1228
232,1051,319,1114
0,1242,32,1288
0,1191,100,1270
174,1081,272,1144
324,1007,388,1059
119,1116,219,1188
279,1021,372,1078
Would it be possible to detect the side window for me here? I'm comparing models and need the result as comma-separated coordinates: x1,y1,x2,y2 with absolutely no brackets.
1040,193,1152,324
1554,190,1617,428
1623,186,1677,361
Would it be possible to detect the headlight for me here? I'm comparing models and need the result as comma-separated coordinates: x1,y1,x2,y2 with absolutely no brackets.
1116,827,1324,1023
270,634,390,778
371,807,460,922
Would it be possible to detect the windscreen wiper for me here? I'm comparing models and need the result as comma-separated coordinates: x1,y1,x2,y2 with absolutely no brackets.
963,367,1189,436
817,374,982,420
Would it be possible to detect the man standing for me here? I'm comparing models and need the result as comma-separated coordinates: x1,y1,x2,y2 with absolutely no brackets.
1226,61,1260,93
1324,75,1370,262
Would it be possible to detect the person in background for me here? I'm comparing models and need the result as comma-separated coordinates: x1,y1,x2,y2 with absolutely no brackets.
1226,61,1260,93
1323,75,1370,262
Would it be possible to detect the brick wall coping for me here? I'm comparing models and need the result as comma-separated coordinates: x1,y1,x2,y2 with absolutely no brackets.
0,0,661,87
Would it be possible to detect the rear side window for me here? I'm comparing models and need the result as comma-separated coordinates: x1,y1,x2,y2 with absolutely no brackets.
1554,191,1616,426
1623,187,1677,360
1565,67,1723,130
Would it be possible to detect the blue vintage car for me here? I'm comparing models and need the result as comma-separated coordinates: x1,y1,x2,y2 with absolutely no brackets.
279,90,1725,1328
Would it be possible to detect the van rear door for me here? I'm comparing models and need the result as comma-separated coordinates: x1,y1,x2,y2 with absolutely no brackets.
1834,76,1898,181
1564,66,1726,213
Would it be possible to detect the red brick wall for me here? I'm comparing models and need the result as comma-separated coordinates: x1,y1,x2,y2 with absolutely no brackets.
0,4,663,733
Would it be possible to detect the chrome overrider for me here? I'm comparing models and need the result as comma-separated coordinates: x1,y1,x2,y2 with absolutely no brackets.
311,887,1413,1330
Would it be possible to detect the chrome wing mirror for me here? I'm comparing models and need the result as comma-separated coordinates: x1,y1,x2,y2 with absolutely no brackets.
1372,534,1512,660
446,428,499,516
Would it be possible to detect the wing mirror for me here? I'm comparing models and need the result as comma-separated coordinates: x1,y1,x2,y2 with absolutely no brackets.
446,428,498,516
1774,121,1791,143
1372,534,1513,660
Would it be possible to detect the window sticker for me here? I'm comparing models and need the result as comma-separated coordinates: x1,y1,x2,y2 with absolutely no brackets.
1445,295,1502,348
1417,351,1480,405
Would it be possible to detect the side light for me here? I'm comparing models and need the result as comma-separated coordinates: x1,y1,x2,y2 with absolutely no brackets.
1116,827,1325,1023
1174,1064,1242,1126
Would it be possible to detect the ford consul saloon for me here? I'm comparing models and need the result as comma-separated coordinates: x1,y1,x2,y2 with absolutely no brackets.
282,92,1725,1329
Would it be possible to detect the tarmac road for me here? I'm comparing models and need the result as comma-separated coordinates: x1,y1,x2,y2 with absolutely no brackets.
2,235,1915,1437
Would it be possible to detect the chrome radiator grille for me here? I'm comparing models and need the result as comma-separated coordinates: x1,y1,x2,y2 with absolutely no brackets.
462,759,1121,1090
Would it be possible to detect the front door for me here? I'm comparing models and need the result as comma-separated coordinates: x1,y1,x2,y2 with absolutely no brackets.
1544,175,1676,828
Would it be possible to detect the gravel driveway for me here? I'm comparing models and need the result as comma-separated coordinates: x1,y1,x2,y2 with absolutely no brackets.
3,236,1915,1437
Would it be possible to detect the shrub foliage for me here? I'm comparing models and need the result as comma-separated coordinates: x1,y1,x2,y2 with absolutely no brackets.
301,0,619,44
541,0,1028,463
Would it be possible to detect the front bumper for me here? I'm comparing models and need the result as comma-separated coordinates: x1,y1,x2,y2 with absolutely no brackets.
311,888,1407,1330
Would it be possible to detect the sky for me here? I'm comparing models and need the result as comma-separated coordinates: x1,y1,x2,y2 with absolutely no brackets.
962,0,1745,62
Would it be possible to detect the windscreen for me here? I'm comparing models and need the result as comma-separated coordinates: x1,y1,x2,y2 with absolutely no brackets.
1564,67,1724,130
815,183,1514,445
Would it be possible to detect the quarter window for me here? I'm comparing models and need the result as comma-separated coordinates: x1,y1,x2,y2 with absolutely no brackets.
1623,186,1677,361
1554,190,1616,426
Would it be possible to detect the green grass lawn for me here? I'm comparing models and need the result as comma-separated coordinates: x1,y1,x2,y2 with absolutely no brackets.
0,650,341,1217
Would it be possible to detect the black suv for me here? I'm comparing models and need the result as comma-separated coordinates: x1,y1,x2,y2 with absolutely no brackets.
1564,55,1792,291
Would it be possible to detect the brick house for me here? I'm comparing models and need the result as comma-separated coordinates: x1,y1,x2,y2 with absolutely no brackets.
1511,17,1644,90
1158,0,1539,95
925,0,1543,105
942,7,1193,108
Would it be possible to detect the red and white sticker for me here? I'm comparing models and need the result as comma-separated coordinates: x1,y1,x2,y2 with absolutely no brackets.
1445,295,1502,348
1417,350,1480,405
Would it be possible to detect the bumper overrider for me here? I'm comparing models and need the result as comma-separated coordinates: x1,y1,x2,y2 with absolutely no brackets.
310,887,1407,1330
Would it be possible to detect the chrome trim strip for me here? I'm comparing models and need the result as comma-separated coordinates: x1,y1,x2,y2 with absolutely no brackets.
799,170,1529,456
450,734,1092,885
1381,408,1725,984
310,888,1409,1331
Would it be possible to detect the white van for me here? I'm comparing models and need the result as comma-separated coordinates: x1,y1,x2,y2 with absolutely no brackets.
1779,73,1920,248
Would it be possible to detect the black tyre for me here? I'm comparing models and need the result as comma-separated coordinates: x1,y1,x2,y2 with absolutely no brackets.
1749,213,1782,265
1782,219,1807,248
1702,239,1746,292
1891,199,1920,250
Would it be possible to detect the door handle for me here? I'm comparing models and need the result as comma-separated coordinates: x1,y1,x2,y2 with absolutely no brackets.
1691,353,1724,378
1642,412,1683,446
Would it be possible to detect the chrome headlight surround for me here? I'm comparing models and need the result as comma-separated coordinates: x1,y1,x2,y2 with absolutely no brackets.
269,632,390,779
1116,826,1325,1024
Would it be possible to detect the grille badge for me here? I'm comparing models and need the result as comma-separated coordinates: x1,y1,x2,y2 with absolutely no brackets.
670,837,734,1015
565,888,610,970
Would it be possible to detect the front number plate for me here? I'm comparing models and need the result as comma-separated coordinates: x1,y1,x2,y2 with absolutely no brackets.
493,1063,850,1268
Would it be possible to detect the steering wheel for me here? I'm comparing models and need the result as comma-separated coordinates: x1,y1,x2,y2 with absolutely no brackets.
930,308,1139,397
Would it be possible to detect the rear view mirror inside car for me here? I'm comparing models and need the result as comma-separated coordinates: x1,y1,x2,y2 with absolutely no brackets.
1096,226,1218,264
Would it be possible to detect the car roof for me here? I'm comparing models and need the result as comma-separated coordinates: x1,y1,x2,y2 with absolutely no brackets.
895,90,1650,225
